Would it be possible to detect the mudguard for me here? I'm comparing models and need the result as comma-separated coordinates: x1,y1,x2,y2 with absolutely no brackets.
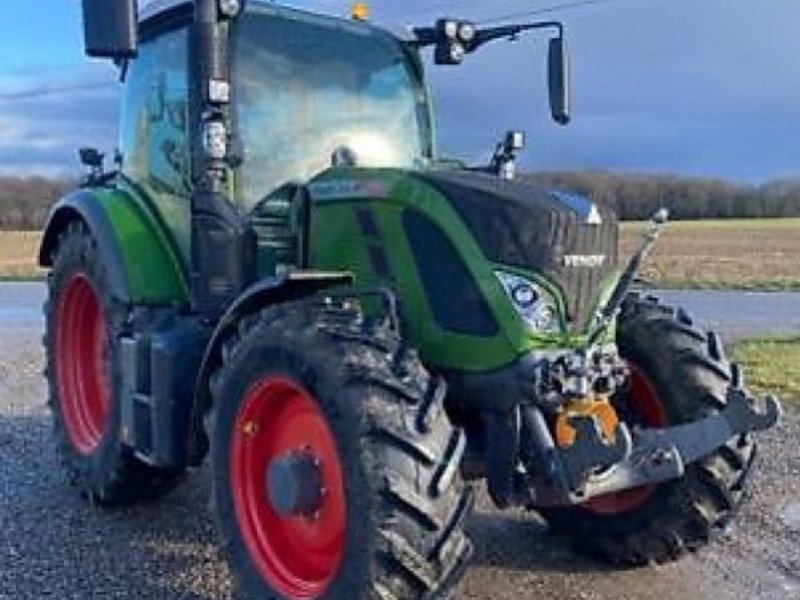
186,271,354,465
39,186,189,304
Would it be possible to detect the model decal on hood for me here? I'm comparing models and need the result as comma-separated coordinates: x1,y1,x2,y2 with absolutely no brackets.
308,179,390,202
564,254,606,268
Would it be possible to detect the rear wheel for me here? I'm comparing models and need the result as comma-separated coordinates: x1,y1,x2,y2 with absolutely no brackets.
45,220,183,505
543,294,756,565
211,302,474,599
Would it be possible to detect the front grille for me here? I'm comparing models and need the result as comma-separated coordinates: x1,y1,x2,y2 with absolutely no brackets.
545,210,618,330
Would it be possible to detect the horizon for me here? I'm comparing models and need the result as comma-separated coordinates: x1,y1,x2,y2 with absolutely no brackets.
0,167,798,188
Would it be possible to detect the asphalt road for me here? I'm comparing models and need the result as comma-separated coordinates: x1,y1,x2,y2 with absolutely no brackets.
4,282,800,340
2,283,799,600
656,289,800,340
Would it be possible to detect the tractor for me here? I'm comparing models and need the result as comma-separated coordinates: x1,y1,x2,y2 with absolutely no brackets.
41,1,781,598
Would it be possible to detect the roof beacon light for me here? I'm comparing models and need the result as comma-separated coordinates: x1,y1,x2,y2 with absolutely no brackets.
351,3,369,21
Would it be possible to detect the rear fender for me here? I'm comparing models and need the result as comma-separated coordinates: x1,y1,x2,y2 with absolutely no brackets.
39,187,188,304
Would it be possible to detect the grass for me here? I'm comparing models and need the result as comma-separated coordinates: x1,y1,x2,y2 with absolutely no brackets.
731,337,800,403
1,218,799,289
620,218,800,291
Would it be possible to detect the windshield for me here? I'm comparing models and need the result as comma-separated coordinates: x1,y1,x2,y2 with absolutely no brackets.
233,6,433,208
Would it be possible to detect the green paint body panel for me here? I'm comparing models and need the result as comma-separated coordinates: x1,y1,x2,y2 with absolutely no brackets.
308,168,620,373
82,185,189,304
56,168,617,374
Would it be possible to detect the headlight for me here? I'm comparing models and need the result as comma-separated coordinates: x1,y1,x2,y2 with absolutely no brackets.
495,271,562,335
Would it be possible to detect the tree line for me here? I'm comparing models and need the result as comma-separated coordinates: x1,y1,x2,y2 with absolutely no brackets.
526,171,800,220
0,177,73,230
0,172,799,230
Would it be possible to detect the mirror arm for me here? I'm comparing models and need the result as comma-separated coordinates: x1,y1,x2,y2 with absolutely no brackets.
411,20,563,51
115,57,131,83
410,27,439,47
471,21,563,51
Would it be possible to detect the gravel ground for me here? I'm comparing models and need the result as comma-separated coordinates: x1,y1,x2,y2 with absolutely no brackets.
1,322,798,600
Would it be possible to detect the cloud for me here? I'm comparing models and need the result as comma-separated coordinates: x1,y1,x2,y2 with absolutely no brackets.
0,0,797,181
426,0,800,181
0,65,119,177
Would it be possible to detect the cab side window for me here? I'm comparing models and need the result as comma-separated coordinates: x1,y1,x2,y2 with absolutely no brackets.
119,26,191,256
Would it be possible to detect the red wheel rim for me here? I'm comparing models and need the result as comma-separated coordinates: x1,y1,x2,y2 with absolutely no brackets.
54,274,111,455
583,365,668,516
230,377,346,600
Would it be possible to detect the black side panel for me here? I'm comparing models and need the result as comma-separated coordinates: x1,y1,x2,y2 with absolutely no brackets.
120,314,211,467
403,210,498,337
418,171,567,272
191,211,258,314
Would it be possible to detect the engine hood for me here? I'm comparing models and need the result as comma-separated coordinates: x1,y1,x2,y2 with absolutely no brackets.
415,170,618,331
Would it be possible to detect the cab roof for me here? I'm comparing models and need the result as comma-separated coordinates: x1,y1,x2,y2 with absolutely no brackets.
139,0,189,23
138,0,399,37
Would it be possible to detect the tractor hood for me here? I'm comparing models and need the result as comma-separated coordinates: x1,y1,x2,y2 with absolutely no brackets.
415,170,618,331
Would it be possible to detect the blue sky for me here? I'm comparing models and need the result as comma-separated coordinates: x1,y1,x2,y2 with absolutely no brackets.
0,0,798,182
0,3,82,72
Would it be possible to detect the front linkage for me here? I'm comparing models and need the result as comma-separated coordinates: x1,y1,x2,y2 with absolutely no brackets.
477,209,782,509
521,354,780,508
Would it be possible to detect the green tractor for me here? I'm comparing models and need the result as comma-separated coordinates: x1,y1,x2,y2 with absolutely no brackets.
42,1,780,598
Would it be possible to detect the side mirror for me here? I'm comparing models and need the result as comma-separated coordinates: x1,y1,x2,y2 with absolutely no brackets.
81,0,138,59
503,130,525,153
79,147,104,169
548,37,571,125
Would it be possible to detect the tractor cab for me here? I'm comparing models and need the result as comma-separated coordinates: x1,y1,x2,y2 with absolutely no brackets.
120,1,572,281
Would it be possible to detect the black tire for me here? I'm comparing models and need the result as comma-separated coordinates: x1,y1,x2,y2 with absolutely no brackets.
211,302,474,600
44,220,183,505
543,293,756,565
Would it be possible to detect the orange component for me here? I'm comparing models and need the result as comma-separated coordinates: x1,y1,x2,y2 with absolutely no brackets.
351,3,369,21
555,395,620,448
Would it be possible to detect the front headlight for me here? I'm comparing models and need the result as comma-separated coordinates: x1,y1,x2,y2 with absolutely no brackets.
495,270,562,335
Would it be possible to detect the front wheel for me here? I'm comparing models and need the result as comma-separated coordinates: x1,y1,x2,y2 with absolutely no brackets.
211,303,474,599
542,294,756,565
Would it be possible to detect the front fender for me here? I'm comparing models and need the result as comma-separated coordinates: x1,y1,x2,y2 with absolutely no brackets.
39,186,189,304
186,271,354,465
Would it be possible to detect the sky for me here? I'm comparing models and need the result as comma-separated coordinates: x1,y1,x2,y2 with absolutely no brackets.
0,0,798,182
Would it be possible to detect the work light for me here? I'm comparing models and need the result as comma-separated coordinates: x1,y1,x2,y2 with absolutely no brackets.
203,120,228,160
458,22,476,44
449,42,466,64
218,0,243,17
